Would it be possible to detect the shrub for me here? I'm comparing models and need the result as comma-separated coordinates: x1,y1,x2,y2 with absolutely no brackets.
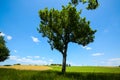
3,64,12,66
14,63,21,65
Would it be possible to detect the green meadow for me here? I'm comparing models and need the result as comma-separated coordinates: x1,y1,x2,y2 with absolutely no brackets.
52,66,120,73
0,66,120,80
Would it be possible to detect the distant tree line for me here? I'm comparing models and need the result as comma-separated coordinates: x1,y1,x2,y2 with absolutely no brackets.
14,63,21,65
51,64,71,67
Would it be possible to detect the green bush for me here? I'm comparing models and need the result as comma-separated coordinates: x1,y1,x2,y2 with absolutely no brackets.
3,64,12,66
14,63,21,65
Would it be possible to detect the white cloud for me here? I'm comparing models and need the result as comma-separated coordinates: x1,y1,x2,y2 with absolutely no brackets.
107,58,120,66
67,61,80,66
82,46,92,50
49,59,53,62
92,53,104,56
0,32,12,40
27,56,33,58
9,56,18,60
42,57,45,60
98,58,120,66
109,58,120,61
86,47,92,50
13,50,17,53
17,57,45,64
0,32,5,36
27,56,40,59
31,36,39,43
9,56,51,65
34,56,40,59
48,59,53,65
7,35,12,40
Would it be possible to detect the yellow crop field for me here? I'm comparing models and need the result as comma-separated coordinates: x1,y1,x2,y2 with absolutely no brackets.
0,65,52,71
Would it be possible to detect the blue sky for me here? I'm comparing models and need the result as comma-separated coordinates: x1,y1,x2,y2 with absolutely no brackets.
0,0,120,66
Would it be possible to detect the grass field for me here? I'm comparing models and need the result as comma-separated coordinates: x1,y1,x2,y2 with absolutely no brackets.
52,66,120,73
0,65,120,80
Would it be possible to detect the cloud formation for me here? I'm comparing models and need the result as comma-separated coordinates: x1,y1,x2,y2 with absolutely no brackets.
82,46,92,50
7,35,12,40
0,32,12,40
97,58,120,66
13,50,17,53
34,56,40,59
9,56,53,65
92,53,104,56
109,58,120,61
0,32,5,36
107,58,120,66
31,36,39,43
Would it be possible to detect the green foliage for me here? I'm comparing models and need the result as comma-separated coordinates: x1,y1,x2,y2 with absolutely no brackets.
14,63,21,65
71,0,99,10
38,3,97,73
38,4,96,53
3,64,12,66
0,33,10,62
0,67,120,80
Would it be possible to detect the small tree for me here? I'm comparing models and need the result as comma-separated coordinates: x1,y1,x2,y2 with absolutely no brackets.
38,3,97,73
0,32,10,62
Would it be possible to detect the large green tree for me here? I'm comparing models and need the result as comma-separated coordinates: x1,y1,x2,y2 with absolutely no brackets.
0,32,10,62
38,2,97,73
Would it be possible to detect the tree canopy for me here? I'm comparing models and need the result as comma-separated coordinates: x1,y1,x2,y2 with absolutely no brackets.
71,0,99,9
0,32,10,62
38,4,96,53
38,3,96,73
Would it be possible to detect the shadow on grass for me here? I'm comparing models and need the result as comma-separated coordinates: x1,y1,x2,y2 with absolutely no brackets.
63,72,120,80
0,68,120,80
32,70,120,80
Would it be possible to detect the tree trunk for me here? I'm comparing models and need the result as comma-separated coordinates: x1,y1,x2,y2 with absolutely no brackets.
62,42,68,73
62,53,67,73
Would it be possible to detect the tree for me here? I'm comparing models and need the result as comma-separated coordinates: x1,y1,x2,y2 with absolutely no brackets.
0,32,10,62
71,0,99,9
38,3,97,73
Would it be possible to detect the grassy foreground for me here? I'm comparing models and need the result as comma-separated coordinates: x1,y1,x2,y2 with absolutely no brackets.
52,66,120,73
0,66,120,80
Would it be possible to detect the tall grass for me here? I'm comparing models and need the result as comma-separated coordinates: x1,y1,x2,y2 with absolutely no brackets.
0,66,120,80
0,67,120,80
